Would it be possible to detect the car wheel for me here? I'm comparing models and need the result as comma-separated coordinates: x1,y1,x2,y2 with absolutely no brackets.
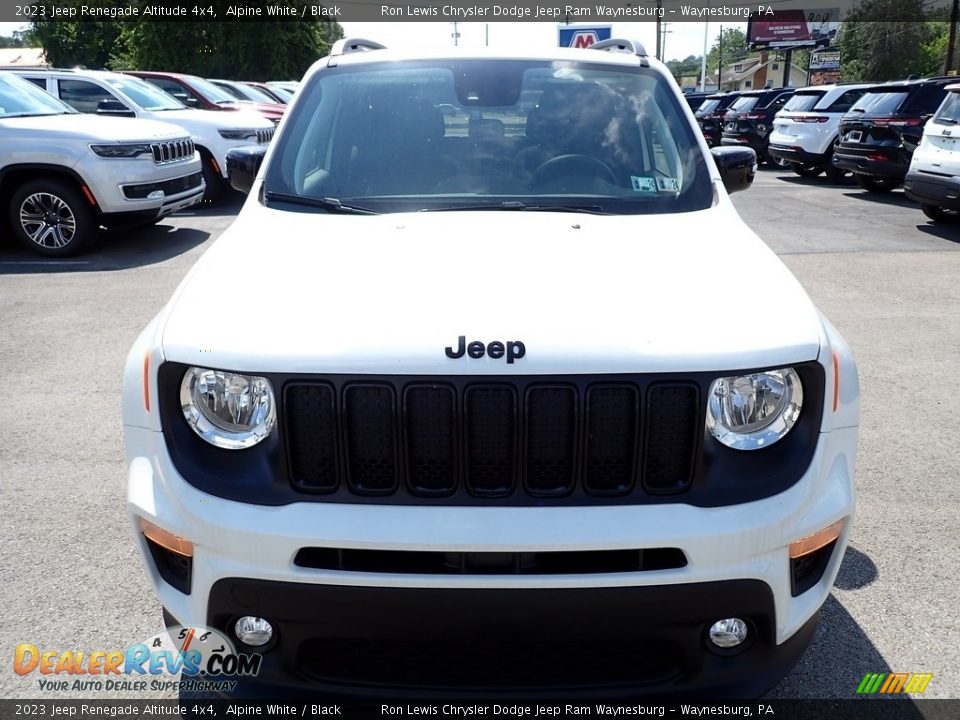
768,154,792,168
856,176,900,193
793,164,823,178
199,150,225,204
921,204,960,224
823,162,850,182
9,179,97,257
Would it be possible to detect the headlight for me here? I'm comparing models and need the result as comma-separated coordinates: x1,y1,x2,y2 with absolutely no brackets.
90,143,153,159
180,367,276,449
218,129,258,140
706,367,803,450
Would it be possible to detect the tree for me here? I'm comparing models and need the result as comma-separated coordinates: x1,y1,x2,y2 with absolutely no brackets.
666,54,705,82
30,0,126,68
838,0,950,81
706,28,750,74
0,34,25,49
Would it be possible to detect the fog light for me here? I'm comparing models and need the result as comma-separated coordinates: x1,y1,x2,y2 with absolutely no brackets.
709,618,748,648
234,616,273,646
147,190,164,200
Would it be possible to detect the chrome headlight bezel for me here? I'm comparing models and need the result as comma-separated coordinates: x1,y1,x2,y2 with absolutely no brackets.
179,367,276,450
706,367,803,451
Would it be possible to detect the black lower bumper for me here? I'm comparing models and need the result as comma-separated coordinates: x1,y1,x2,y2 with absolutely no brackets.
904,170,960,209
187,578,817,699
767,145,828,166
833,153,907,181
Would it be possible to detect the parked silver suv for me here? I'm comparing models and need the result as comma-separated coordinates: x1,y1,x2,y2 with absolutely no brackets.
0,72,204,256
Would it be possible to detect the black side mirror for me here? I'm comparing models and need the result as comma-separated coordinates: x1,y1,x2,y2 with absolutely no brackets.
96,98,135,117
711,146,757,194
226,145,267,194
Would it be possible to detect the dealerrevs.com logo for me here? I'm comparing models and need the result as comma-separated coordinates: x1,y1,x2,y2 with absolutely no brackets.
13,626,261,693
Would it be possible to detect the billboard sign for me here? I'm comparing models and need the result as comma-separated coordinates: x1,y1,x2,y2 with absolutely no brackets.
810,47,841,71
748,9,840,49
558,25,612,49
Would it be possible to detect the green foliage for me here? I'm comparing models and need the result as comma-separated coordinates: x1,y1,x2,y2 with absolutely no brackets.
666,54,705,81
0,34,25,49
706,28,750,73
838,0,952,81
30,0,343,79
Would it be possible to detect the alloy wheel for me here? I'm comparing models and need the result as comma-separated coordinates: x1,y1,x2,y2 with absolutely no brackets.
19,192,77,249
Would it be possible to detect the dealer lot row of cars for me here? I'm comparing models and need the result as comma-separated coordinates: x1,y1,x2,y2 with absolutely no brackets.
0,67,297,256
690,76,960,224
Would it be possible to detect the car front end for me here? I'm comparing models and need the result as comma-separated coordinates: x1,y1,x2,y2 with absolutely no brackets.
123,44,859,698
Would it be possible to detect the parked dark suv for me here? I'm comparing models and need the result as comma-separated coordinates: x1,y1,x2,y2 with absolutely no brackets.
721,88,795,163
695,91,740,147
834,77,953,192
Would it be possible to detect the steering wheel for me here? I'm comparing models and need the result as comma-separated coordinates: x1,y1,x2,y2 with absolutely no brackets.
530,154,617,190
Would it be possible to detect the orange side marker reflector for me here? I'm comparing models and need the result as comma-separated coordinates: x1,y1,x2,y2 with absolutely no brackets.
789,519,845,559
209,156,221,175
143,351,151,412
140,518,194,558
80,185,97,206
832,350,840,413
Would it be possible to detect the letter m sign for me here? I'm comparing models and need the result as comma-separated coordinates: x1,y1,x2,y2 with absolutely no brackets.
558,25,612,48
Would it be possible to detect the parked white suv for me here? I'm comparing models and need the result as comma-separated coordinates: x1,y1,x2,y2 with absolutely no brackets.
905,83,960,223
123,39,859,696
768,83,874,180
0,71,203,256
14,68,275,201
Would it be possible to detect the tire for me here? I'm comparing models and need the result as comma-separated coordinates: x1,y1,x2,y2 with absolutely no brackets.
768,154,791,168
824,162,848,182
793,164,823,178
199,149,225,204
921,204,960,224
856,175,900,193
8,179,97,257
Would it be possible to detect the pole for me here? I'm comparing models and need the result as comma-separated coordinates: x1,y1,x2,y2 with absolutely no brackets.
700,21,709,91
783,48,792,87
656,0,663,60
946,0,959,74
485,23,489,47
717,25,723,91
452,22,459,47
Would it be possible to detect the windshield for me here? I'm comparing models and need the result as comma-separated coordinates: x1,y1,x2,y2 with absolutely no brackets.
729,96,760,112
783,92,825,112
934,92,960,123
849,90,908,115
237,83,277,103
0,72,74,117
187,75,238,104
105,77,185,111
265,60,713,215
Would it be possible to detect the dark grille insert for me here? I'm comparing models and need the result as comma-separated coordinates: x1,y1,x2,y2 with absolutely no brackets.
343,384,397,494
297,636,683,689
294,547,687,575
524,385,577,495
285,384,338,491
122,171,203,200
404,384,457,496
464,384,517,496
584,384,640,495
643,383,699,492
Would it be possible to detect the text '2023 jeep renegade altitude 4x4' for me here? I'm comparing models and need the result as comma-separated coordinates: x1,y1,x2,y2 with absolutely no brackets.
123,39,860,698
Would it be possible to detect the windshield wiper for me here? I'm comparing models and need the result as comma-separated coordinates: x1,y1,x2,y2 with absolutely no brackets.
938,117,958,124
264,191,378,214
420,201,612,215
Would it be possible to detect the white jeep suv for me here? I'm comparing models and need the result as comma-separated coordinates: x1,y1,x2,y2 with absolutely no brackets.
123,39,860,697
905,82,960,223
14,68,275,202
0,71,203,256
768,83,874,180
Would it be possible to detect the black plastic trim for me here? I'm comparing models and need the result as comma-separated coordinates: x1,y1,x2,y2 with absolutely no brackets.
158,362,825,508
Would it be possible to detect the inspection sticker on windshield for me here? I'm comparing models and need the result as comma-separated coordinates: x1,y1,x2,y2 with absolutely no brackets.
630,176,657,193
656,177,681,192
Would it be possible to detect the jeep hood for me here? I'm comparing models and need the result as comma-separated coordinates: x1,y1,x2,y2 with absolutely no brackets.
149,107,273,130
1,113,188,142
161,205,825,374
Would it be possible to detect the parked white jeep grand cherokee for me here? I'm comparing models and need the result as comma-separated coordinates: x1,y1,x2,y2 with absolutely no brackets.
0,71,203,256
123,39,860,697
14,68,275,202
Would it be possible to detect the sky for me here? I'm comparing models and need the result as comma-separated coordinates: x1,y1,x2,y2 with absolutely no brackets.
0,20,747,63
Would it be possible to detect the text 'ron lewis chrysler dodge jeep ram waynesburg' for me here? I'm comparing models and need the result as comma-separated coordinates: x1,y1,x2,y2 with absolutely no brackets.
123,39,860,698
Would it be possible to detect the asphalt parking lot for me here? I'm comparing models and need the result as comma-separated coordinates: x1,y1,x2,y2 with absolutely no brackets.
0,169,958,702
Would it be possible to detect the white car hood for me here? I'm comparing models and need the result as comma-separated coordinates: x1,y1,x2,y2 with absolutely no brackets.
1,113,188,141
162,204,825,374
143,107,272,131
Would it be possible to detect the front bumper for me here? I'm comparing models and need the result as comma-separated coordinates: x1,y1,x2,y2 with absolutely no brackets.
904,169,960,209
125,419,857,695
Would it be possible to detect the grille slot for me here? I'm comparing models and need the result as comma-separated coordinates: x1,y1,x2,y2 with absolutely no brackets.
643,384,700,492
464,385,517,496
404,384,457,496
256,127,275,144
282,376,704,503
584,384,640,495
343,384,397,494
524,385,577,495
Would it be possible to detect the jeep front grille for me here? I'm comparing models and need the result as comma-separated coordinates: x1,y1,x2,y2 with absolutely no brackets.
256,127,274,144
151,139,195,164
283,377,701,503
